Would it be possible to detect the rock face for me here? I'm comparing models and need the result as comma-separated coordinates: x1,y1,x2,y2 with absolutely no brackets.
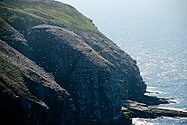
77,31,146,99
27,24,146,123
28,25,116,122
0,0,146,124
0,40,75,124
122,100,187,119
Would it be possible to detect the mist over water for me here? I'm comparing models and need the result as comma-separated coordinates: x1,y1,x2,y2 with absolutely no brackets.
58,0,187,124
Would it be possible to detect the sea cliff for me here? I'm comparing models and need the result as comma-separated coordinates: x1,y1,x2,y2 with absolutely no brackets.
1,0,185,125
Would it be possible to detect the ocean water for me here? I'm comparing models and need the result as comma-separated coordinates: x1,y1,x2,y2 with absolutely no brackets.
129,38,187,125
58,0,187,124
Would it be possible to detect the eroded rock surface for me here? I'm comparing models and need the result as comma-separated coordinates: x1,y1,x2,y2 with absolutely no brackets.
26,24,146,123
0,40,75,125
0,0,147,124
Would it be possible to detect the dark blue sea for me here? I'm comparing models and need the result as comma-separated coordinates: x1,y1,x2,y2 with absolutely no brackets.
59,0,187,124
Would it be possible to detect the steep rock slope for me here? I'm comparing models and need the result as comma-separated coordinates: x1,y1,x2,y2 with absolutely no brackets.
0,40,75,125
0,0,146,124
77,30,146,99
28,24,118,122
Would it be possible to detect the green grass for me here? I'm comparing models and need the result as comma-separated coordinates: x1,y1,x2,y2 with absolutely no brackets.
123,110,133,118
0,0,98,32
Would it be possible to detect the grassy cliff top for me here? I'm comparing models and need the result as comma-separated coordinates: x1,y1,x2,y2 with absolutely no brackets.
0,0,98,32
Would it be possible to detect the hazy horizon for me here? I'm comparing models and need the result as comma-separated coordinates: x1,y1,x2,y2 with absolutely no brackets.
57,0,187,82
1,1,187,125
55,2,187,124
57,0,187,46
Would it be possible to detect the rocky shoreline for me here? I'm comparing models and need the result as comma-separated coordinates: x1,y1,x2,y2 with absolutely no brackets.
121,96,187,124
0,0,186,125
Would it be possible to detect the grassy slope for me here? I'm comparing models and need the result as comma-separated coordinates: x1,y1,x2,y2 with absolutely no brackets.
0,0,98,32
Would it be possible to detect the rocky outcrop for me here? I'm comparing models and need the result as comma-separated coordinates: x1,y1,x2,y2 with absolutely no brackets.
0,40,75,125
0,0,146,124
77,31,146,99
0,18,31,57
122,100,187,119
25,24,146,123
27,25,118,122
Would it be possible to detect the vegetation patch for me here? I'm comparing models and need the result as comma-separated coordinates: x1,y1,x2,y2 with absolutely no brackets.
0,0,98,32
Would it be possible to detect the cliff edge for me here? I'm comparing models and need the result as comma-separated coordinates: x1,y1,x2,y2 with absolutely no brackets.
0,0,147,124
